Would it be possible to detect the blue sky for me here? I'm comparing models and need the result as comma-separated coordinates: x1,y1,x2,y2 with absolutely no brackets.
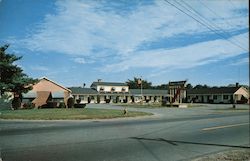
0,0,249,87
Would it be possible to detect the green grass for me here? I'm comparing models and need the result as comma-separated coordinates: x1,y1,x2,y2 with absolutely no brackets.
0,108,152,120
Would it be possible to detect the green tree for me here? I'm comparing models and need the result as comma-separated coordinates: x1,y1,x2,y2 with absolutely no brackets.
126,77,152,89
153,84,169,90
186,83,193,89
0,44,37,97
193,84,210,89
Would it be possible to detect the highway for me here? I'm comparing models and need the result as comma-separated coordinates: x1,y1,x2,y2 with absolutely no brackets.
0,105,249,161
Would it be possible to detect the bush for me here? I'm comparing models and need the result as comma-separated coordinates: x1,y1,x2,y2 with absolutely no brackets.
12,97,21,109
105,99,110,103
76,99,81,104
74,103,86,108
67,97,74,108
22,102,35,109
161,99,167,106
47,102,58,108
58,102,66,108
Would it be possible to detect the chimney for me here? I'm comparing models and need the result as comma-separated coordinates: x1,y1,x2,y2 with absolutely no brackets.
236,82,239,87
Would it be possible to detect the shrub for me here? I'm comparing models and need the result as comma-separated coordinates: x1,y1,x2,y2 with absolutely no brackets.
105,99,110,103
161,98,167,106
74,103,86,108
47,102,58,108
58,102,66,108
12,97,21,110
76,99,81,104
22,102,35,109
67,97,74,108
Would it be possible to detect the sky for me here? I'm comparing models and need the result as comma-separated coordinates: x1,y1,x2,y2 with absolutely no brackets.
0,0,249,87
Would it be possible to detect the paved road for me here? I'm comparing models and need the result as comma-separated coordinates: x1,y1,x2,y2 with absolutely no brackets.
0,104,249,161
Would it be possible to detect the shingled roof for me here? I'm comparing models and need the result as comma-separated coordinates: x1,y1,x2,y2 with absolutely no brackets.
91,82,128,88
187,87,241,95
130,89,168,96
69,87,98,94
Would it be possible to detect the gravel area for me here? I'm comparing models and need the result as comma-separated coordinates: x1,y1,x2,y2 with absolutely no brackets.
192,149,250,161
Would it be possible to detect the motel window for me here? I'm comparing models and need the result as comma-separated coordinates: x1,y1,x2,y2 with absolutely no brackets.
213,95,217,99
79,95,84,100
100,87,104,91
223,95,228,100
111,87,115,92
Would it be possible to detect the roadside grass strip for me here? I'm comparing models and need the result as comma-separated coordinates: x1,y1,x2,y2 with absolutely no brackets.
0,108,151,120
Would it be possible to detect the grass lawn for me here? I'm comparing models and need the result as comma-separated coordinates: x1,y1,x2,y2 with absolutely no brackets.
0,108,152,120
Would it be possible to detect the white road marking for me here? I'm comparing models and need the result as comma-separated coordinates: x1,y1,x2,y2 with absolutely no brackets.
202,123,249,131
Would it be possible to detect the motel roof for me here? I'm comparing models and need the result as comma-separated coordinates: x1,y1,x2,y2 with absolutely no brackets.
91,82,128,88
130,89,168,96
69,87,98,95
187,87,241,95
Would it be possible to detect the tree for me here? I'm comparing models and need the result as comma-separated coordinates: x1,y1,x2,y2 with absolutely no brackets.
193,84,210,89
126,77,152,89
186,83,193,89
0,44,37,97
153,84,169,90
67,97,74,108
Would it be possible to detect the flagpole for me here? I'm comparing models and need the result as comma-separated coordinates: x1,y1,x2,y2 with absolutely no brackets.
140,77,143,103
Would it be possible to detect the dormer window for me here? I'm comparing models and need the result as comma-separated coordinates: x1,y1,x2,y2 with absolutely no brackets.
111,87,115,92
100,87,104,91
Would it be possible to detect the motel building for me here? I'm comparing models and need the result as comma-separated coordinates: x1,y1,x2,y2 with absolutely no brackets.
186,84,249,104
20,78,249,108
22,77,71,108
70,80,168,104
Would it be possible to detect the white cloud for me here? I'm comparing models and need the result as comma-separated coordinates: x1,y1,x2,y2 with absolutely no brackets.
21,0,248,58
72,57,86,64
103,32,248,72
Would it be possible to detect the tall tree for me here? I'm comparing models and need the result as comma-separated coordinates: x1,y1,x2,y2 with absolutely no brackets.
193,84,210,89
153,84,169,90
186,83,193,89
0,44,37,97
126,77,152,89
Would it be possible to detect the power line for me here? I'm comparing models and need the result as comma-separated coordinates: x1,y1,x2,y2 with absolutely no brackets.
198,0,248,39
178,0,247,51
163,0,248,52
